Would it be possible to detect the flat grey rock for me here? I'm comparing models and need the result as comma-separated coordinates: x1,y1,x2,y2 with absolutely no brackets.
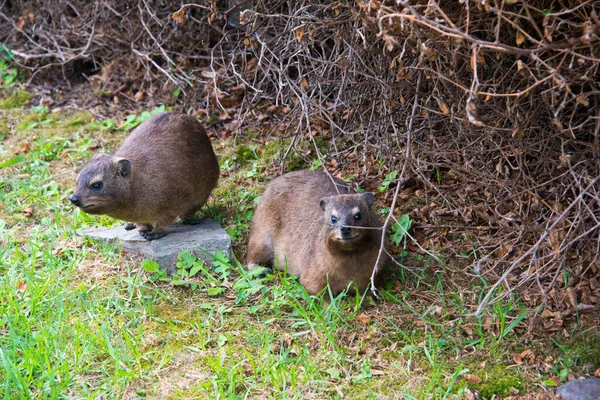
77,220,232,272
556,378,600,400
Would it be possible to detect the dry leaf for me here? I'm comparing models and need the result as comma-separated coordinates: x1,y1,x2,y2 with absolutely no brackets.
22,207,33,218
513,349,535,364
355,313,371,324
566,287,577,308
512,353,523,364
300,76,309,90
295,26,305,43
370,369,386,376
17,281,26,292
516,30,525,46
438,101,450,115
544,26,553,42
16,142,32,154
576,96,589,107
41,97,54,107
290,344,300,356
172,9,187,25
16,18,25,31
463,373,482,384
219,110,230,121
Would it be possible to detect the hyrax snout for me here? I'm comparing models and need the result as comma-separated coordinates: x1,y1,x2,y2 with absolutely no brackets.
71,112,219,240
247,170,387,296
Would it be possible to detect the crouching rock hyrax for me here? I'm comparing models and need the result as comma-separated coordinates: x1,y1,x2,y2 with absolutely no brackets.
70,113,219,240
247,170,387,296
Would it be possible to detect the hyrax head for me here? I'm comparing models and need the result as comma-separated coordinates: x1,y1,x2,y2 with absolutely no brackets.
69,154,132,215
319,192,377,250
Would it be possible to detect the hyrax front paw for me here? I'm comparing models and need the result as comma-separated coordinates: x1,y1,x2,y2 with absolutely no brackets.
124,222,136,230
139,230,168,241
180,217,202,225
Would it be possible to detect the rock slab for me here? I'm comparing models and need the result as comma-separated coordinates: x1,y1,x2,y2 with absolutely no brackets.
77,220,232,272
556,378,600,400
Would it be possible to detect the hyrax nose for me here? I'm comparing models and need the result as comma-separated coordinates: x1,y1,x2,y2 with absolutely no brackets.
69,194,81,206
340,226,351,235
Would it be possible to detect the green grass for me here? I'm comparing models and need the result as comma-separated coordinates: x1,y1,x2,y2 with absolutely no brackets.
1,101,599,399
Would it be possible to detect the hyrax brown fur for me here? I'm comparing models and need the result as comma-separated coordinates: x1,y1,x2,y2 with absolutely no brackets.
247,170,387,296
70,113,219,240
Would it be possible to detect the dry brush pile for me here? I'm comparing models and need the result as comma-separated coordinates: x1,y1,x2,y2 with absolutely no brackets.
2,0,600,317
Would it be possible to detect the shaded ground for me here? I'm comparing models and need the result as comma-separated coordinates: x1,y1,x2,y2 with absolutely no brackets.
0,87,599,399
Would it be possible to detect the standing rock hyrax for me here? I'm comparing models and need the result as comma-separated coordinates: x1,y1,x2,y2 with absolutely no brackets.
247,170,387,296
70,112,219,240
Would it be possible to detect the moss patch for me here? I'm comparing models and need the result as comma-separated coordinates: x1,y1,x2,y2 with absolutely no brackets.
0,89,30,109
473,363,524,399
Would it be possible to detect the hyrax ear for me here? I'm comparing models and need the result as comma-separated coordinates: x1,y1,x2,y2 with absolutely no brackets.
361,192,375,207
319,197,331,211
113,157,132,178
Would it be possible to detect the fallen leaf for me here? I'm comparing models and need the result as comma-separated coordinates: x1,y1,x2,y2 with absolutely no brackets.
355,313,371,324
295,26,304,43
516,30,525,46
16,17,25,31
463,373,482,384
575,95,589,107
41,97,54,107
134,91,144,102
513,353,523,364
438,101,450,115
513,349,535,365
300,76,309,90
16,142,32,154
17,281,26,292
290,344,300,356
172,8,187,24
370,368,386,376
541,309,554,318
22,207,33,218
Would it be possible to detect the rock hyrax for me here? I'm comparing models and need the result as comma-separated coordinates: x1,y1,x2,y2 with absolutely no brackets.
247,170,387,296
70,113,219,240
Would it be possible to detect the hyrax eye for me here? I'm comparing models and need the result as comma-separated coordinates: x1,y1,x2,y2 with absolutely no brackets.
91,182,103,190
354,213,361,221
330,216,338,224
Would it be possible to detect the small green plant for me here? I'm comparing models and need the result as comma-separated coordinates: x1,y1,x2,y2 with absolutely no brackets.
89,118,117,131
142,259,168,282
120,105,169,130
390,214,412,246
31,104,49,116
378,170,398,192
0,45,19,87
309,159,322,170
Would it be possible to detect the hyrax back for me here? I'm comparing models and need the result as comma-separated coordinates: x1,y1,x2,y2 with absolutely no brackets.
70,113,219,240
247,170,386,296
